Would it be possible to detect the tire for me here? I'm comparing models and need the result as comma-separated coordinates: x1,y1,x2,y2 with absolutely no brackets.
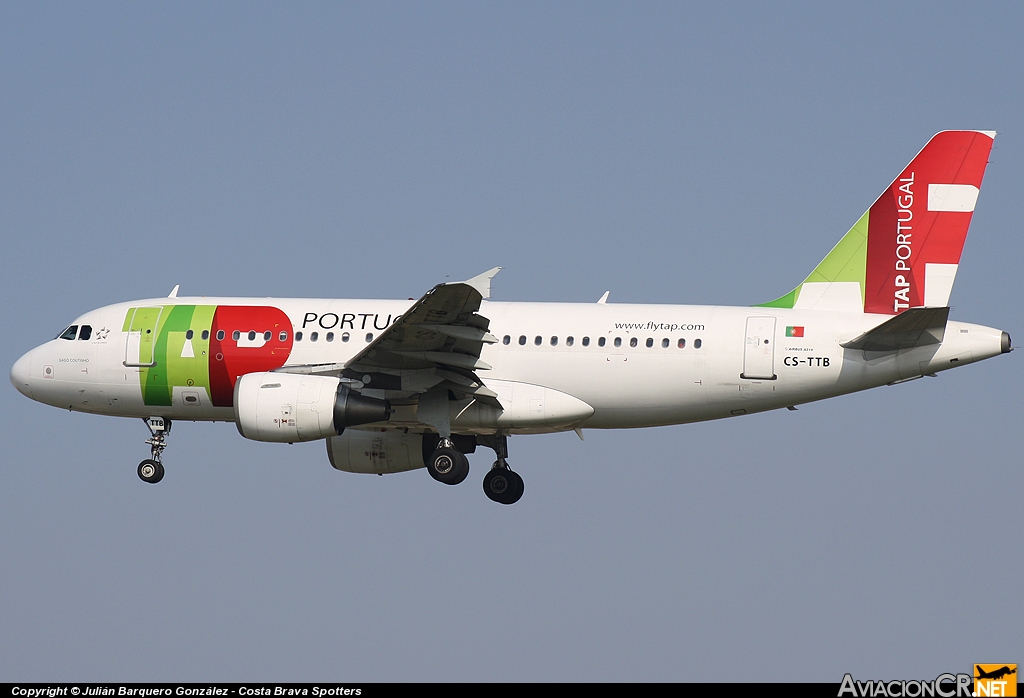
427,447,469,485
483,468,523,504
504,470,524,504
138,459,164,484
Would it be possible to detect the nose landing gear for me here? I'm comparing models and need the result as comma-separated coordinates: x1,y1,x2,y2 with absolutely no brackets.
138,416,170,484
138,459,164,484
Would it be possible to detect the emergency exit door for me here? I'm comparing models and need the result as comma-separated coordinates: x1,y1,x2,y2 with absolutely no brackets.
741,316,777,380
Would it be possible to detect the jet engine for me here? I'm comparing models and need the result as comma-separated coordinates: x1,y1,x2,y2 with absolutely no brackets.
326,430,426,474
234,372,391,443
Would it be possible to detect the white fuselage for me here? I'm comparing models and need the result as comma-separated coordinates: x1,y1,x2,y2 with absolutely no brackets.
10,296,1008,435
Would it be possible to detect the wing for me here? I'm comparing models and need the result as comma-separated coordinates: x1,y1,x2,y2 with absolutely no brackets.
349,267,500,373
278,268,503,407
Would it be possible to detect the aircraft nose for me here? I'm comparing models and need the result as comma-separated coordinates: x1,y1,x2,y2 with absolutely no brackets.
10,351,33,399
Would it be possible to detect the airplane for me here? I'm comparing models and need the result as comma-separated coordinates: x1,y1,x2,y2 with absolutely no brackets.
975,666,1016,681
10,130,1012,505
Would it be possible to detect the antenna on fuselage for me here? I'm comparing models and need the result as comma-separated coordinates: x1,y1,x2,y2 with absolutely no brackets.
168,285,180,298
597,290,610,304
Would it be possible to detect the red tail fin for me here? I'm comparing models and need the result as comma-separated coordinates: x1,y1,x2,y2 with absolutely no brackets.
864,130,994,314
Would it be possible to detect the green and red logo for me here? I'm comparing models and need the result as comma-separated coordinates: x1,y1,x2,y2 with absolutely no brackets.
759,131,994,315
123,305,293,407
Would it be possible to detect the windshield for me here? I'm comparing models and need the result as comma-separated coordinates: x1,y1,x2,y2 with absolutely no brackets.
58,325,78,340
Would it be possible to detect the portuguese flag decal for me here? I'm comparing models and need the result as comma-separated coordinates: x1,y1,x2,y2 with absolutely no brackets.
786,326,805,337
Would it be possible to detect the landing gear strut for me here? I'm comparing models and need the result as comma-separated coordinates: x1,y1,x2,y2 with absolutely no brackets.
479,434,523,505
138,416,170,484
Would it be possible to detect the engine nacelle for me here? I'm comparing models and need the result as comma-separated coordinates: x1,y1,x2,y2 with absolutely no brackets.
234,372,391,443
327,430,426,474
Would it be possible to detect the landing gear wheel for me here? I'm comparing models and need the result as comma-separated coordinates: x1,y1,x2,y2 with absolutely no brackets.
138,459,164,484
506,469,524,504
427,447,470,485
139,417,170,483
483,465,523,504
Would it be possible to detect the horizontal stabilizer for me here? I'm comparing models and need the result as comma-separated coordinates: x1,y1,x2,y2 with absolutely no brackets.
842,307,949,352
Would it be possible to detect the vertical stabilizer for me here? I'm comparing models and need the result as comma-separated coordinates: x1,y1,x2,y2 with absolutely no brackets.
760,131,995,314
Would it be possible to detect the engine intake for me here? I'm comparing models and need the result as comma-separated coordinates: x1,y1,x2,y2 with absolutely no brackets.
235,372,391,443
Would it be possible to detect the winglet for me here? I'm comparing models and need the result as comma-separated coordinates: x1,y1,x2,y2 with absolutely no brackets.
597,291,610,304
168,284,180,298
458,267,502,299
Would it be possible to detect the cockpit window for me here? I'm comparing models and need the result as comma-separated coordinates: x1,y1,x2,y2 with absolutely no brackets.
59,325,78,340
78,325,92,341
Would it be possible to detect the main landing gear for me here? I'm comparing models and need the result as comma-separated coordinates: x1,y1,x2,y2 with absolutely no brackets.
483,465,524,505
425,438,470,485
138,416,170,484
426,433,524,505
480,434,523,505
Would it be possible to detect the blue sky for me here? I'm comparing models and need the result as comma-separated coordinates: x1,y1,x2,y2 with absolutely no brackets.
2,2,1021,681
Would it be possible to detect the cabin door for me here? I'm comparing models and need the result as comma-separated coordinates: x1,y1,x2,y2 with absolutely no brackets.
742,316,777,380
124,307,163,367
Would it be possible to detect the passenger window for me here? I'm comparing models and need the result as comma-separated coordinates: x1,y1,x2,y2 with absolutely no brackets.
216,330,225,341
79,325,93,341
534,336,542,346
59,325,78,340
614,337,622,348
365,333,373,342
232,330,240,341
598,337,606,347
519,335,527,345
310,332,319,342
185,329,194,340
695,338,702,349
566,336,574,346
202,330,210,340
629,337,637,348
582,337,590,346
326,332,335,342
248,331,257,341
645,338,653,348
264,331,272,341
341,332,350,342
662,338,669,348
678,338,686,348
279,331,288,341
295,331,303,341
503,335,511,345
550,336,558,346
